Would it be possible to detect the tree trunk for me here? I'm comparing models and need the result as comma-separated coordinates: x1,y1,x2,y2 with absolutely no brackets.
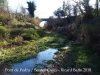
96,0,99,17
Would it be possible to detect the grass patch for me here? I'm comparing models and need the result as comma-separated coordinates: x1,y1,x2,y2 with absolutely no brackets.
0,32,66,64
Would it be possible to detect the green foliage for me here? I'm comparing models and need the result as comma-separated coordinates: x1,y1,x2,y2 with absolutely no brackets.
72,45,100,74
10,28,40,40
17,24,24,28
36,30,46,37
55,44,100,74
15,15,25,22
0,13,8,25
54,7,65,18
10,29,26,38
0,32,66,64
0,12,12,25
0,14,6,21
80,23,100,44
27,1,36,17
0,26,7,37
90,7,96,16
80,24,99,32
80,24,86,32
22,34,33,40
22,29,40,40
12,36,23,44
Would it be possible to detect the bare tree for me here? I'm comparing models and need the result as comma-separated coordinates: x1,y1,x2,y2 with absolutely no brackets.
82,0,90,15
73,4,78,16
73,0,93,19
66,0,72,17
63,1,67,17
72,0,84,15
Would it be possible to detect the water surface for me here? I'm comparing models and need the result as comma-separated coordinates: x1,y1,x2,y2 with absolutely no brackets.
0,48,57,75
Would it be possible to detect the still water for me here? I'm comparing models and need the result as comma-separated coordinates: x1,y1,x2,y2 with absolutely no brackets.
0,48,58,75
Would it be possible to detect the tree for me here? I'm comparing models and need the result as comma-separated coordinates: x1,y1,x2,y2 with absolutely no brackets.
63,1,67,17
82,0,90,15
72,0,84,15
96,0,99,16
73,0,93,21
54,7,62,18
65,0,72,17
54,1,68,18
73,5,78,16
27,1,36,17
54,0,74,18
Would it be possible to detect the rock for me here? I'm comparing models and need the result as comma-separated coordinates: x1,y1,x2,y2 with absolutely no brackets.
61,45,69,49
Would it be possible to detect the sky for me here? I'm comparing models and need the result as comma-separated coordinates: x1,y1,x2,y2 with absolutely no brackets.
7,0,96,18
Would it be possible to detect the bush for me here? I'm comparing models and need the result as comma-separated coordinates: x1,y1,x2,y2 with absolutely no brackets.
10,29,26,38
0,13,10,25
36,30,46,37
80,24,100,44
14,36,23,42
11,36,24,45
0,26,7,37
0,14,7,21
22,34,34,40
17,24,23,28
10,28,40,40
22,29,40,40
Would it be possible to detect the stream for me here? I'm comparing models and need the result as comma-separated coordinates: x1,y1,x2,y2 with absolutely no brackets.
0,48,58,75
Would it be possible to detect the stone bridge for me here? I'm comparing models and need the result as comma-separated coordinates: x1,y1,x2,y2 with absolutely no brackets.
39,16,77,27
40,18,49,22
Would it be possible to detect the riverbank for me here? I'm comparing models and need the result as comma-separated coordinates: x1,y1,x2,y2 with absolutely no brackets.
0,48,58,75
33,44,100,75
0,31,67,64
50,44,100,75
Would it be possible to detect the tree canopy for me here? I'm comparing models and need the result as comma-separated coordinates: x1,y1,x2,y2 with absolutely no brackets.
27,1,36,17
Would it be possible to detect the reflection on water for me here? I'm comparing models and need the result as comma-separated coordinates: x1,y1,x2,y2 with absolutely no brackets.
0,48,57,75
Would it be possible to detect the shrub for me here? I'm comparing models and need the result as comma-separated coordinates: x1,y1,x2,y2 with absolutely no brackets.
22,33,34,40
0,26,7,37
0,13,10,25
10,28,40,40
10,29,26,38
14,36,23,42
17,24,23,28
8,19,18,26
11,36,24,45
22,29,40,40
0,14,6,21
36,30,46,37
